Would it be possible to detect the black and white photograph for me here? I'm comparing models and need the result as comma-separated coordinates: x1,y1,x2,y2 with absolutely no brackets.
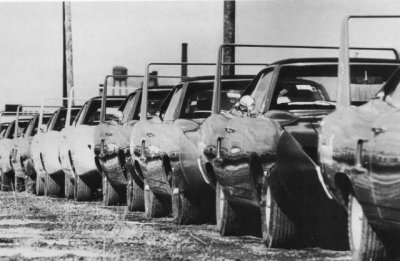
0,0,400,260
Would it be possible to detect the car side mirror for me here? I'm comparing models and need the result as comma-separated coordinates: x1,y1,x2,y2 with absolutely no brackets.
263,110,298,127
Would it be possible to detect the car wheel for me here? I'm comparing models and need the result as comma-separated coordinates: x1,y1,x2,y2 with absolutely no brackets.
348,194,386,261
144,182,170,218
103,174,123,206
74,174,91,201
172,175,201,225
261,179,298,248
46,174,63,197
216,182,244,236
216,182,261,236
126,173,144,212
36,175,45,196
64,173,74,199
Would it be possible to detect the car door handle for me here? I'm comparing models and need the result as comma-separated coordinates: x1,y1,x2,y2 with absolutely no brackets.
371,127,386,136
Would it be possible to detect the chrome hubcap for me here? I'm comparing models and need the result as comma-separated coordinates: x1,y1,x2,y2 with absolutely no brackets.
265,186,271,232
219,185,225,216
350,196,363,251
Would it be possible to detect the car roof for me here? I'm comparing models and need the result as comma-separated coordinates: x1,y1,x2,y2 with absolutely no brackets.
271,57,400,66
89,95,126,101
182,75,255,83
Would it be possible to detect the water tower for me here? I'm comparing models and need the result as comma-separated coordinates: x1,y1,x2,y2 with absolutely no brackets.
112,66,128,95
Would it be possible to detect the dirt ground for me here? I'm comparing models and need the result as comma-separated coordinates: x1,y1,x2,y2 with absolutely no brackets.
0,191,351,261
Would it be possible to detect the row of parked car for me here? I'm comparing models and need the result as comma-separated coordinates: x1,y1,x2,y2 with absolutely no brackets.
0,15,399,261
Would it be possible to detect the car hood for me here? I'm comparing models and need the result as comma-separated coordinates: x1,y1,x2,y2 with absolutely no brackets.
131,119,202,158
94,121,138,151
221,116,282,156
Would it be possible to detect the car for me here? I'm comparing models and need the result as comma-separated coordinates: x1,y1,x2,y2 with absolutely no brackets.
10,112,53,192
31,106,80,196
130,69,253,222
206,44,400,249
59,95,125,201
94,75,172,207
319,15,400,260
0,116,32,191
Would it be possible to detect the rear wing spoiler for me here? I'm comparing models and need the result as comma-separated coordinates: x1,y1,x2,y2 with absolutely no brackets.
337,15,400,109
139,62,219,122
212,44,400,114
99,75,143,124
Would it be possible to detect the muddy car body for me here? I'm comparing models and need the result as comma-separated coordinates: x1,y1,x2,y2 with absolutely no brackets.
10,113,53,191
319,15,400,260
130,75,252,222
208,47,400,248
59,96,124,201
0,118,32,191
32,107,80,196
94,81,172,207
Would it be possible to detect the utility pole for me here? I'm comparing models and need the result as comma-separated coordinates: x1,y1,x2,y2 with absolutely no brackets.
223,0,235,75
63,2,74,106
181,43,188,77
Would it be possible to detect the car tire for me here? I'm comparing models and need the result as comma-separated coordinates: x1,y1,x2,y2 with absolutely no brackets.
126,173,144,212
46,174,63,197
64,174,74,199
144,182,170,218
216,182,242,235
103,174,123,206
348,194,386,261
172,175,201,225
261,179,298,248
36,175,45,196
74,174,91,201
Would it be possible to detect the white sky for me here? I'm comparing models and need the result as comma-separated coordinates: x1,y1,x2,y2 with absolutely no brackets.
1,0,400,109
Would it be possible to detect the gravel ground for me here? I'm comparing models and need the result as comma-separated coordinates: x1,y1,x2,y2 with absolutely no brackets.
0,191,351,260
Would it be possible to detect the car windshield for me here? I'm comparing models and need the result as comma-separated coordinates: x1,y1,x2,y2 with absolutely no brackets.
50,108,80,131
178,80,249,120
163,85,184,121
6,120,30,139
78,99,124,126
0,124,9,137
121,92,138,120
132,89,171,120
31,116,51,136
251,63,398,111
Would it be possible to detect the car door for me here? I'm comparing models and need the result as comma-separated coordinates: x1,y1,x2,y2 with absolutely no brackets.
370,90,400,224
